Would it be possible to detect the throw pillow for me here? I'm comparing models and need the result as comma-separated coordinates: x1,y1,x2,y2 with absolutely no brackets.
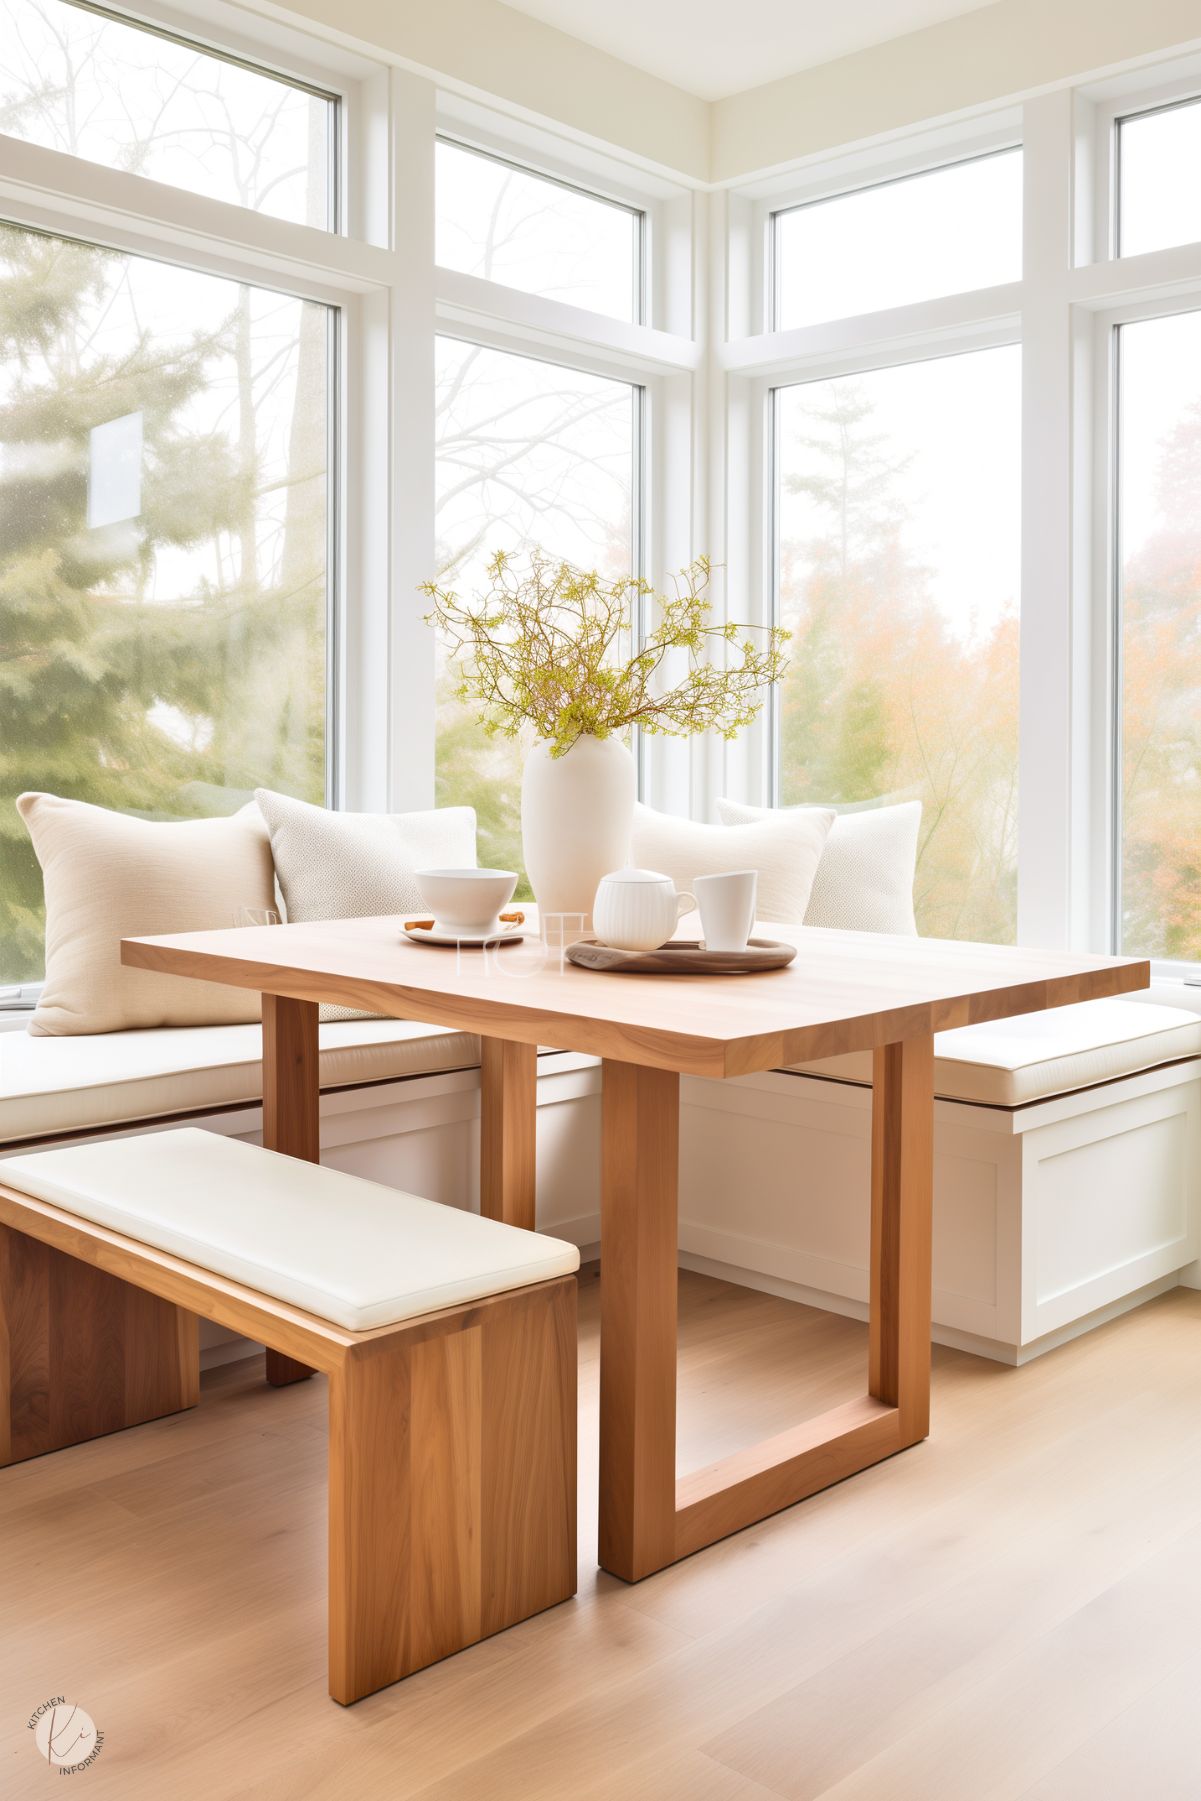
630,803,834,925
18,793,275,1035
717,798,921,934
254,790,477,923
255,791,478,1022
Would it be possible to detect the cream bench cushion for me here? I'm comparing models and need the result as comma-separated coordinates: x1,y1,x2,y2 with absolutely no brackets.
2,1127,580,1332
0,1019,482,1145
788,998,1201,1107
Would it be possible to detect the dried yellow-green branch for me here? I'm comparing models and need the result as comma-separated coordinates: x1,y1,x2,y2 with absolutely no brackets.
421,550,789,758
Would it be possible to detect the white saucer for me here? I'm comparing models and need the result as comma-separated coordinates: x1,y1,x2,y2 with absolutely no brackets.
403,922,526,947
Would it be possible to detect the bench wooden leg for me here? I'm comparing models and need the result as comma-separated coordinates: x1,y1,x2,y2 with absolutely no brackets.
261,993,320,1388
0,1224,198,1468
326,1276,577,1705
480,1037,537,1230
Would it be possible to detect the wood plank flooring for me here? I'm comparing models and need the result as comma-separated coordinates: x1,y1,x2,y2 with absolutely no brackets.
2,1267,1200,1800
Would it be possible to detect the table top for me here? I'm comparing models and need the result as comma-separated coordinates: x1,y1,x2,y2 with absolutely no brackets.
121,912,1149,1080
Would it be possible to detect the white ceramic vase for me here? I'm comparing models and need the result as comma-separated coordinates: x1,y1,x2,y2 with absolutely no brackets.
521,735,636,929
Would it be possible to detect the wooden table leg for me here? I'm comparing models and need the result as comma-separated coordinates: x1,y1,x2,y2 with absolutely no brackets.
480,1038,537,1231
597,1037,935,1583
598,1059,680,1582
869,1034,935,1442
262,993,320,1387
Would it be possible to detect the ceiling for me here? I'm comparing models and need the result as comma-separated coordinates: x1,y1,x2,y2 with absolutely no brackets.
498,0,999,100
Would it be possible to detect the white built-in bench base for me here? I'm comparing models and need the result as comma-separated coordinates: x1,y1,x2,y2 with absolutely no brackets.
678,996,1201,1363
3,991,1199,1366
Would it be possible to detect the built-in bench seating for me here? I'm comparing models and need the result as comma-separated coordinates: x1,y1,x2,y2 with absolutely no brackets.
0,1018,483,1145
791,997,1201,1106
675,991,1201,1363
0,1128,579,1705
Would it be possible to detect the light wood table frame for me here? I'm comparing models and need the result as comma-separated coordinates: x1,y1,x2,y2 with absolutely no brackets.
123,915,1147,1583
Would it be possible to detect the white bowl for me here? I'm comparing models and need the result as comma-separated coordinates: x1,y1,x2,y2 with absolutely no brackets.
415,867,518,935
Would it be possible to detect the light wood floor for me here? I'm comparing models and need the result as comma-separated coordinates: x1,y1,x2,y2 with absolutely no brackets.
4,1268,1201,1800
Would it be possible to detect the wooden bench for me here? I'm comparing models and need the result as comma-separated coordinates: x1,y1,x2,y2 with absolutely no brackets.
0,1128,579,1705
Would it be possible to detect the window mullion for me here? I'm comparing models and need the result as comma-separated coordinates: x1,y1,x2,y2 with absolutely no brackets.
0,136,389,304
1017,89,1082,952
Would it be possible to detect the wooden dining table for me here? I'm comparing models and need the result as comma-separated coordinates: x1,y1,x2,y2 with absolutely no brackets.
122,912,1148,1583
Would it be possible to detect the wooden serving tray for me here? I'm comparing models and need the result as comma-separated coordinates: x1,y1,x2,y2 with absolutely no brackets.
566,938,797,975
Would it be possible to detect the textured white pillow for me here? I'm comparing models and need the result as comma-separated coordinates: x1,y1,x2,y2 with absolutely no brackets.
18,793,275,1036
630,803,834,925
255,790,479,1021
255,790,478,924
717,798,921,934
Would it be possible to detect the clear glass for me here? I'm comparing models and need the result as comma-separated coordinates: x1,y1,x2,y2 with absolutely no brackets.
436,139,641,322
1118,100,1201,258
775,345,1022,943
1116,309,1201,960
434,336,637,881
773,150,1023,332
0,0,333,226
0,222,330,983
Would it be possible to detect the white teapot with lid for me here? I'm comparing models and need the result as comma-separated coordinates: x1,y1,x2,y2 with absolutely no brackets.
592,867,696,953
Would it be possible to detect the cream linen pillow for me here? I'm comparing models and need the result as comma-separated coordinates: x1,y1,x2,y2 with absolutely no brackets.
717,798,921,934
254,790,479,1022
254,790,477,923
18,793,275,1036
630,803,834,925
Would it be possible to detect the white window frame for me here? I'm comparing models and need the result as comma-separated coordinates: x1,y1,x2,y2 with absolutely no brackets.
759,125,1023,337
430,95,702,819
721,63,1201,978
433,130,649,327
0,0,702,1000
1087,59,1201,264
1079,62,1201,975
1087,286,1201,975
0,0,398,819
0,0,389,1005
718,113,1024,851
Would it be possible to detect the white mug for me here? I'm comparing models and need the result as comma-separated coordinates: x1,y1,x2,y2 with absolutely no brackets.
593,868,696,953
693,870,757,954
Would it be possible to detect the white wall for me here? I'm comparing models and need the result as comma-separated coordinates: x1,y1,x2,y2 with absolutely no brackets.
253,0,710,180
709,0,1201,180
257,0,1201,186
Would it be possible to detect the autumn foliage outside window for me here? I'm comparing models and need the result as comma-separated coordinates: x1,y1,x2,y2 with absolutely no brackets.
776,348,1022,944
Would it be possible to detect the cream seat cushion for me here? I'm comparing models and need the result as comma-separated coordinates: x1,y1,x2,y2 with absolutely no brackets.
1,1128,580,1332
0,1019,482,1144
717,798,920,935
631,803,835,924
18,793,275,1036
788,999,1201,1108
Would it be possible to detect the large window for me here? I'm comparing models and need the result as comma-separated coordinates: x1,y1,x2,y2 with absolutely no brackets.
0,223,330,983
436,138,642,321
756,77,1201,969
772,150,1022,331
774,348,1021,942
0,0,335,225
433,337,639,879
1115,308,1201,961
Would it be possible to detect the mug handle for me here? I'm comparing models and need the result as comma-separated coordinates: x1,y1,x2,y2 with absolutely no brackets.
675,890,696,921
